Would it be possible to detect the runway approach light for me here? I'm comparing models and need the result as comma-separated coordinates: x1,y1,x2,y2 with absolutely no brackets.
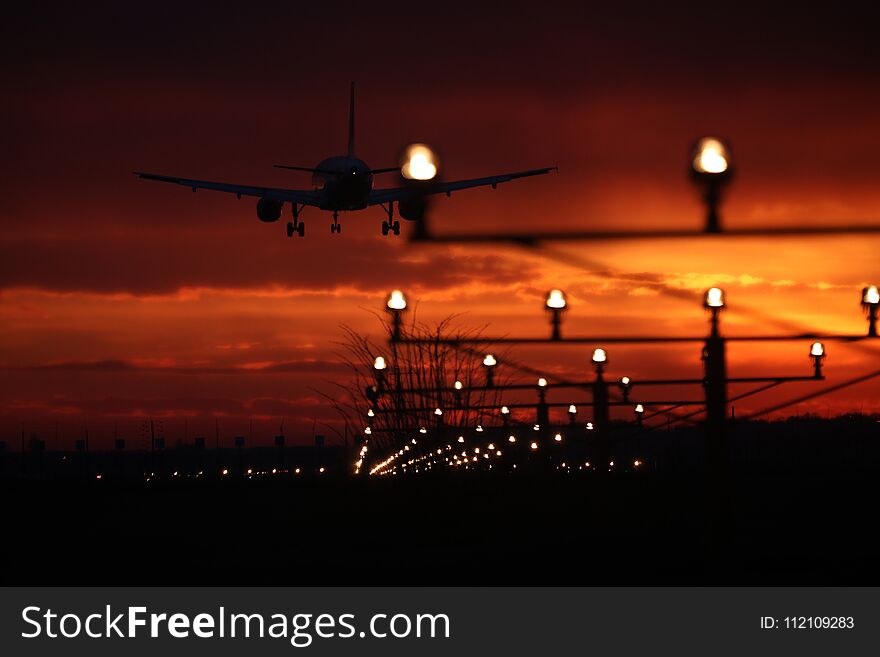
690,137,732,233
862,285,879,337
810,342,826,377
401,144,438,181
545,289,567,340
373,356,387,371
704,287,725,309
545,289,567,309
691,137,730,175
483,354,497,387
386,290,407,311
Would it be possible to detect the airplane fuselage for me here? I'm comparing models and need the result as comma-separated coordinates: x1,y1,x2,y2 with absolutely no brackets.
311,156,373,211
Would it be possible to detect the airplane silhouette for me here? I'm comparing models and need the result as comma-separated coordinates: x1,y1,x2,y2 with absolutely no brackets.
135,84,556,237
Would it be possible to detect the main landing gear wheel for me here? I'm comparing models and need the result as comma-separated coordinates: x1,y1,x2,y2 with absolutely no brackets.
287,221,305,237
382,220,401,236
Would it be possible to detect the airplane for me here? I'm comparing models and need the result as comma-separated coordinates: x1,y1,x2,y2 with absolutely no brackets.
134,84,556,238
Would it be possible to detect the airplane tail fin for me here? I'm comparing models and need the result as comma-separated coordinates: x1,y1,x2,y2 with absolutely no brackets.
347,81,355,157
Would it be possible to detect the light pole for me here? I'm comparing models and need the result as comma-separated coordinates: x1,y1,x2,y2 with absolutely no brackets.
862,286,879,337
483,354,497,387
591,348,609,431
619,376,632,402
399,143,440,239
536,378,549,426
545,289,567,340
386,290,408,341
690,137,733,233
634,403,645,426
810,342,826,378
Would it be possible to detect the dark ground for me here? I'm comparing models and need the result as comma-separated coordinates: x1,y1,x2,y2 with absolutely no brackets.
3,468,878,585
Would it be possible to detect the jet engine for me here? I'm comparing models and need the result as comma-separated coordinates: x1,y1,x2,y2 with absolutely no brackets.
397,195,428,221
256,198,283,222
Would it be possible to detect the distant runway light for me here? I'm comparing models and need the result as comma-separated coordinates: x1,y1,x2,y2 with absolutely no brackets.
401,144,438,181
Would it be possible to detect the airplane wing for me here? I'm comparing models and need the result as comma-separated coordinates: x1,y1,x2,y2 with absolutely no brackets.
134,172,322,206
367,166,557,205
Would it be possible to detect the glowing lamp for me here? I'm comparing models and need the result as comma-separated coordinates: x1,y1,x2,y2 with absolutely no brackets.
810,342,826,377
501,405,510,415
483,354,497,387
568,404,577,424
545,289,567,309
386,289,407,311
620,376,632,401
401,144,438,181
537,377,547,388
690,137,733,233
530,441,539,451
373,356,387,371
591,348,608,375
367,409,374,418
704,287,725,309
434,407,443,416
454,380,463,390
863,286,879,337
691,137,730,175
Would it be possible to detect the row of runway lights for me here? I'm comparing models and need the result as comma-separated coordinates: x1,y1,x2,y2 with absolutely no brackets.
367,429,643,477
373,285,840,392
92,466,326,481
390,284,880,339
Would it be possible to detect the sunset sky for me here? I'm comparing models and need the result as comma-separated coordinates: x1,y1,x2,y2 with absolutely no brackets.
2,2,879,447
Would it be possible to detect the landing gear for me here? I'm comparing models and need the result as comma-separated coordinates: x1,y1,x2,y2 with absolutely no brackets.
379,202,400,236
331,211,341,234
381,220,400,236
287,203,305,237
